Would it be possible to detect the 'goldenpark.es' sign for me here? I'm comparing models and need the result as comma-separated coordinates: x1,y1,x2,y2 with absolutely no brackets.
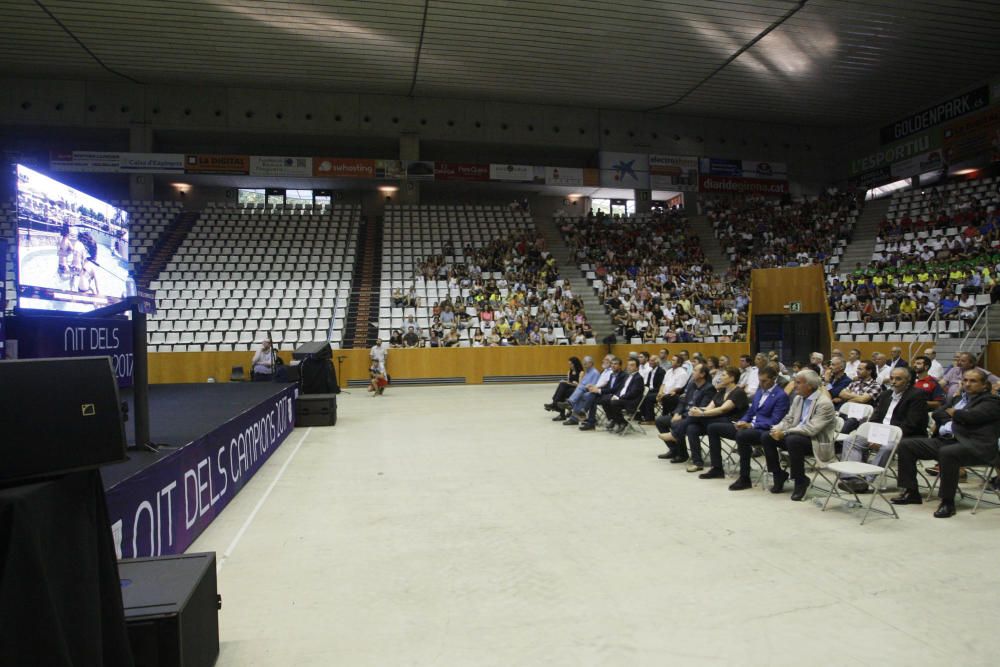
879,85,990,145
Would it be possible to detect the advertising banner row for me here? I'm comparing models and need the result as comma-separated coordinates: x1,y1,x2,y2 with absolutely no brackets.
50,150,795,193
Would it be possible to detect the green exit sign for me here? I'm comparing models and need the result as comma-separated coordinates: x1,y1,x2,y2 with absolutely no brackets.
788,301,802,313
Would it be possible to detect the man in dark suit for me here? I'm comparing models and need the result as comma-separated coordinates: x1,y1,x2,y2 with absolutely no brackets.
638,355,666,424
579,357,625,431
602,358,646,433
891,369,1000,517
703,366,791,490
655,363,716,463
886,345,909,371
838,367,928,494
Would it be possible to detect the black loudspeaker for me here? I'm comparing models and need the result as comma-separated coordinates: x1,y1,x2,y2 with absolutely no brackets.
120,553,219,667
0,357,127,485
293,341,332,361
295,393,338,426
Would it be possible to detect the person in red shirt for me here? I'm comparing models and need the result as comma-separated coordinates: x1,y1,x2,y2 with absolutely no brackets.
911,355,945,409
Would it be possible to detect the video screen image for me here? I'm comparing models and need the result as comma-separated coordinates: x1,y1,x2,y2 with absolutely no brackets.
15,164,130,313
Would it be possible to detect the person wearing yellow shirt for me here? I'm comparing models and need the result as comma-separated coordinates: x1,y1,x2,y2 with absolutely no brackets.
949,268,965,281
898,296,918,321
917,270,930,283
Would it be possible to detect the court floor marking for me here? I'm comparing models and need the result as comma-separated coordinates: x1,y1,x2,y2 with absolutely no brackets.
216,426,313,573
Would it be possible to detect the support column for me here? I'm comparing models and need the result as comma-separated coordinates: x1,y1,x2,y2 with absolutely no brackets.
128,124,155,201
633,189,652,215
399,133,420,205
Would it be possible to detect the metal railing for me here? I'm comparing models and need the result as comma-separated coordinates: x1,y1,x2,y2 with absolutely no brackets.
958,305,990,365
907,306,940,361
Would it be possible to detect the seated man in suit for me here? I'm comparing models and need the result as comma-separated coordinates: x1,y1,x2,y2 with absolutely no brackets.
706,366,791,490
578,357,625,431
602,358,646,433
891,369,1000,518
565,355,613,425
637,354,666,424
655,363,717,464
837,367,929,494
558,355,600,425
760,369,838,501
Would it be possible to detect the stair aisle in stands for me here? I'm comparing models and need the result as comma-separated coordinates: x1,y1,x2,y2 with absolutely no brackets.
139,210,200,286
838,197,890,273
344,216,383,349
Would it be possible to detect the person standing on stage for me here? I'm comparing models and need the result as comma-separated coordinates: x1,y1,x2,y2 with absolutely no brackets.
251,339,276,381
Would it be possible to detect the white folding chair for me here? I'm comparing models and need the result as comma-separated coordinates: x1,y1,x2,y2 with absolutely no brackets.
819,423,904,524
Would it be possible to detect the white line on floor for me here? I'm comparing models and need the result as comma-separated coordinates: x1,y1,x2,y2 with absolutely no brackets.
217,427,313,573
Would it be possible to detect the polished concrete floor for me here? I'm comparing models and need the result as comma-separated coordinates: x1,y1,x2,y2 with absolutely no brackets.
190,384,1000,666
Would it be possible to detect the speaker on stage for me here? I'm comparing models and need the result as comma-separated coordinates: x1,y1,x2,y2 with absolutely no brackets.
294,342,339,394
0,357,127,485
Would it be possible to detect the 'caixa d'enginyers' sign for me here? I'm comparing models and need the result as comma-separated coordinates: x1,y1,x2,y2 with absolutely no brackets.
5,314,134,387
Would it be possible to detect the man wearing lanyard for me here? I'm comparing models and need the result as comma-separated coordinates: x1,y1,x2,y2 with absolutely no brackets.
892,369,1000,518
761,369,838,501
837,367,929,494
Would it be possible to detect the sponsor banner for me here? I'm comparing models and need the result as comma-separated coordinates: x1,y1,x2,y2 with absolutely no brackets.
599,152,650,188
404,160,436,180
121,153,185,174
699,175,789,195
5,314,134,387
649,154,699,191
435,162,490,181
50,151,121,173
375,159,403,179
849,128,941,176
699,157,743,177
942,104,1000,164
249,155,312,178
490,163,534,182
891,150,944,179
184,154,250,175
313,157,375,178
741,160,787,180
545,166,585,186
880,85,991,145
850,166,893,188
106,384,297,559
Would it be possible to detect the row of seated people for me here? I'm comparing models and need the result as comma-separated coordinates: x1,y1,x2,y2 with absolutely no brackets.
542,348,1000,517
705,190,858,282
558,209,748,343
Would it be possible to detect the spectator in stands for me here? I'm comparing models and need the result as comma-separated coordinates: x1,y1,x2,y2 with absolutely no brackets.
737,354,758,395
602,359,645,433
824,356,851,404
403,326,421,348
872,352,892,386
545,356,583,420
837,367,929,494
911,355,946,409
887,346,908,370
837,361,883,431
940,351,1000,397
760,370,838,501
251,339,276,381
655,364,716,464
891,369,1000,518
712,367,791,491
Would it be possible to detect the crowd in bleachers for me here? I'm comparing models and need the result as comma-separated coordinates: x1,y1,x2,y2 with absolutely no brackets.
389,232,591,347
543,344,1000,518
558,209,748,343
705,191,858,281
829,174,1000,341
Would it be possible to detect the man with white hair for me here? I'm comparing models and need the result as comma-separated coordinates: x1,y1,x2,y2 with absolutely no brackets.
760,369,838,501
924,347,944,380
809,352,825,369
844,348,862,380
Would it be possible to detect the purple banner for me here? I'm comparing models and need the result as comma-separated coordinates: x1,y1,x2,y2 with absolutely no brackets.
4,314,134,387
106,384,298,559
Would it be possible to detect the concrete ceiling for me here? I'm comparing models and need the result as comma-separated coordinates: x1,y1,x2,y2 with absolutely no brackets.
2,0,999,127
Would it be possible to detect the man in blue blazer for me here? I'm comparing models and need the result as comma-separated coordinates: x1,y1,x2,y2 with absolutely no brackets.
704,366,791,490
602,358,646,432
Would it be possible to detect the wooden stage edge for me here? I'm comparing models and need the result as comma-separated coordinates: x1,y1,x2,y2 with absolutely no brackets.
145,339,995,386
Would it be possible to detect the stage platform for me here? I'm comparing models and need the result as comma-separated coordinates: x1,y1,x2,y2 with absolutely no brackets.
102,382,300,560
